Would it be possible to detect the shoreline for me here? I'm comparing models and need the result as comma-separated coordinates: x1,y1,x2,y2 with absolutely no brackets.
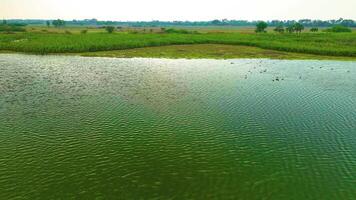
2,44,356,61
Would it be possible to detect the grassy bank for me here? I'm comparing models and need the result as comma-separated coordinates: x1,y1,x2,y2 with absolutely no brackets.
1,31,356,58
79,44,356,60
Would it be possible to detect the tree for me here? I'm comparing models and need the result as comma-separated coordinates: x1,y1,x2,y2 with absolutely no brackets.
105,26,115,33
274,25,284,33
211,20,222,25
52,19,65,28
293,23,304,33
46,21,51,27
310,27,318,32
2,20,7,25
255,21,268,33
340,19,354,27
286,25,294,33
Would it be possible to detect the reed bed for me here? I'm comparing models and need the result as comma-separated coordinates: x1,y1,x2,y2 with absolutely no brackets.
1,32,355,57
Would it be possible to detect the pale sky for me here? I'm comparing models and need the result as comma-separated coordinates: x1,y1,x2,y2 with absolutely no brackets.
1,0,356,21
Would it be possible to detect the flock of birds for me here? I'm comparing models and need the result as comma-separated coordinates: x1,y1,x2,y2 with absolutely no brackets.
230,60,352,82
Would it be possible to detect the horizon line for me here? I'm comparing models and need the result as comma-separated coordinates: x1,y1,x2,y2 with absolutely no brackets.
3,18,356,22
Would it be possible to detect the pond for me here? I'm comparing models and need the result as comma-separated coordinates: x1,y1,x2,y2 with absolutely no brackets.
0,54,355,199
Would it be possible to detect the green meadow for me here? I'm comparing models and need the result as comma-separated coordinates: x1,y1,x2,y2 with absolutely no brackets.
1,28,356,59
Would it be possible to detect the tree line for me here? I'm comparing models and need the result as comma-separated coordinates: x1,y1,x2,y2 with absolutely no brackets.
4,18,356,28
256,22,306,33
0,20,26,33
256,21,352,33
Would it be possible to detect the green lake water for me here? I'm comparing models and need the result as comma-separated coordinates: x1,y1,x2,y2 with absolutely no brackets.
0,54,355,199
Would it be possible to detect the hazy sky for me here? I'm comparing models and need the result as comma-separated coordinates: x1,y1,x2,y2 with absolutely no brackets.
1,0,356,21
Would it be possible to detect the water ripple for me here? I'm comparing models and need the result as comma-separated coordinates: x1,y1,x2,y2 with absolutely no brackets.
0,55,355,199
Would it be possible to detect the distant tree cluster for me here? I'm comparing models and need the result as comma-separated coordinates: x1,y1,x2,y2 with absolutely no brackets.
256,22,305,34
0,19,27,33
270,23,351,34
268,18,355,28
52,19,66,28
293,23,304,33
271,23,305,33
4,18,356,28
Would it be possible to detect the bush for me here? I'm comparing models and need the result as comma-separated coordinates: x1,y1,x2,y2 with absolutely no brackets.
65,30,72,34
325,25,352,33
255,21,268,33
164,28,190,34
81,30,88,34
310,27,319,32
8,23,27,27
105,26,115,33
274,25,284,33
0,25,26,33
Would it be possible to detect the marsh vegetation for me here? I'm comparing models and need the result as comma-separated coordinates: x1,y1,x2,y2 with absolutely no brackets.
0,28,355,59
0,18,355,60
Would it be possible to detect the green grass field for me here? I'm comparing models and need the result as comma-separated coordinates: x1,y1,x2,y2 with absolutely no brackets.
1,27,356,59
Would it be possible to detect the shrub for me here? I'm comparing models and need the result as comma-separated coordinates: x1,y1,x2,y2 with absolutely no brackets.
255,21,268,33
164,28,190,34
105,26,115,33
325,25,352,33
0,25,26,33
310,27,319,32
81,30,88,34
274,25,284,33
65,30,72,34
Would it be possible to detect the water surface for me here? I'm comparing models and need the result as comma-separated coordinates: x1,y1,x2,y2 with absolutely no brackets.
0,55,356,199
